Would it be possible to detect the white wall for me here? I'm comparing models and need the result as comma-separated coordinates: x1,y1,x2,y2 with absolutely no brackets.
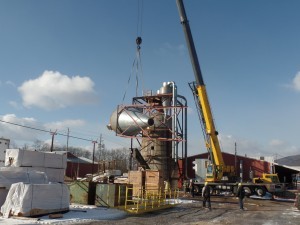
0,138,10,167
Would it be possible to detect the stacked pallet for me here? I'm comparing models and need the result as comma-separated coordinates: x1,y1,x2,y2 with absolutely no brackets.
0,149,70,217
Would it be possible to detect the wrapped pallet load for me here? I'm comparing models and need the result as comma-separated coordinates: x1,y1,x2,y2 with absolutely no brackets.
0,170,48,207
1,182,70,217
0,167,64,183
5,149,67,169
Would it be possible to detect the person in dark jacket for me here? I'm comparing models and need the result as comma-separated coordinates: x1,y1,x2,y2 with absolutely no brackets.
202,182,211,209
237,183,246,210
189,179,195,197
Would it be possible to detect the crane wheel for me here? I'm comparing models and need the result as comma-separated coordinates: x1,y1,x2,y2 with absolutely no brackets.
256,187,266,196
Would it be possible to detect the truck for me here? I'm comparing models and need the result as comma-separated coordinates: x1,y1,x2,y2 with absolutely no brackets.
253,173,285,194
176,0,271,196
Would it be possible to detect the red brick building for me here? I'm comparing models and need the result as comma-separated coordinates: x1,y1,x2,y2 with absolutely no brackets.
63,152,99,179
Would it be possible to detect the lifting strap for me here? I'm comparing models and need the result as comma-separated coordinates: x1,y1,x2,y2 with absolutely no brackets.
122,1,145,103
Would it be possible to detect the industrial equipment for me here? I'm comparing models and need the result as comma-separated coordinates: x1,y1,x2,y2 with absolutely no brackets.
108,81,188,190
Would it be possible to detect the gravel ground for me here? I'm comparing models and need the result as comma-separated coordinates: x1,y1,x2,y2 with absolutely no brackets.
76,196,300,225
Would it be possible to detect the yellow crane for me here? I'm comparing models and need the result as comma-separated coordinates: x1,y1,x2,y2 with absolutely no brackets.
176,0,234,182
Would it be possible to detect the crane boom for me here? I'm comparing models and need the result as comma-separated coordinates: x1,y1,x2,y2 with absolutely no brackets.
176,0,226,182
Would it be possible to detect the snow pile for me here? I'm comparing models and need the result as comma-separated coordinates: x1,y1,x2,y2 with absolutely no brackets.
249,192,273,200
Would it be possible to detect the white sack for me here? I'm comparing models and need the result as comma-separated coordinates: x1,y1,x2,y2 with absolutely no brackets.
1,182,70,218
5,149,67,169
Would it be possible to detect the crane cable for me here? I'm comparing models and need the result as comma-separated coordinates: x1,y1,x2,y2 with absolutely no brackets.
122,0,145,103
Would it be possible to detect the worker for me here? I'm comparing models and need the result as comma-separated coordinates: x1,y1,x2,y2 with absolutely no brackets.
202,182,211,209
189,179,195,197
237,183,246,210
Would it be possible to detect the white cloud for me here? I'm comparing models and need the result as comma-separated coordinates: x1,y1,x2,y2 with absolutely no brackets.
218,134,300,158
291,71,300,91
44,138,62,148
267,139,299,157
9,101,22,109
0,114,41,141
218,134,264,157
5,80,16,87
155,42,187,56
269,139,284,147
44,119,86,131
0,114,90,148
18,70,97,110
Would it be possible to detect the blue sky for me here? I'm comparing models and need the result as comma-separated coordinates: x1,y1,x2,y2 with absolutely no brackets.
0,0,300,159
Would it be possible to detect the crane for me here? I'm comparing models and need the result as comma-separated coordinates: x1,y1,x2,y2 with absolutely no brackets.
175,1,281,198
176,0,234,182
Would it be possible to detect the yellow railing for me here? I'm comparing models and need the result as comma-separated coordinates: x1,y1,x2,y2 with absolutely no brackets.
124,186,179,213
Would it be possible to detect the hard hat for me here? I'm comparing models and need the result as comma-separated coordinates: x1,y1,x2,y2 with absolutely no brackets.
238,183,242,186
204,182,208,186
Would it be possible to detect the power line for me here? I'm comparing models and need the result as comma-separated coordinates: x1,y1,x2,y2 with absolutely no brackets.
0,119,95,142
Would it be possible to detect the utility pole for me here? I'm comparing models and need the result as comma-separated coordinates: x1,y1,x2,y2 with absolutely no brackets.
92,140,97,178
98,134,103,160
50,130,57,152
234,142,237,176
66,128,70,152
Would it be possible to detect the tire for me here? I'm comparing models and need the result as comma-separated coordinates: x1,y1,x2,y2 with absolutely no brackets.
256,187,266,196
194,185,201,195
243,186,251,197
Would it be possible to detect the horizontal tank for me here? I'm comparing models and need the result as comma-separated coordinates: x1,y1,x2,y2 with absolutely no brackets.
108,107,154,136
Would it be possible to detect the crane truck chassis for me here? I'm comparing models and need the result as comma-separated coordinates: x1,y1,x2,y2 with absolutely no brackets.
192,181,269,197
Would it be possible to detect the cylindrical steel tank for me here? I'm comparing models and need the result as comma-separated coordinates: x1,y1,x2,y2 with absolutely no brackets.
109,107,154,136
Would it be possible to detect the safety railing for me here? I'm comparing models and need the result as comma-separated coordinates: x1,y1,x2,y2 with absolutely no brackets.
124,186,179,213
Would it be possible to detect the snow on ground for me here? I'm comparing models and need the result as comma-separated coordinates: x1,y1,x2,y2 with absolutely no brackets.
0,198,296,225
0,200,190,225
0,204,128,225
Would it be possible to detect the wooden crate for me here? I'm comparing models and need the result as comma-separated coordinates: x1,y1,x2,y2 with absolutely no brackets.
128,170,145,197
145,170,164,194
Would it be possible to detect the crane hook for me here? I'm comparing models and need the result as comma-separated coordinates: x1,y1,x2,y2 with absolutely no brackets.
136,36,142,49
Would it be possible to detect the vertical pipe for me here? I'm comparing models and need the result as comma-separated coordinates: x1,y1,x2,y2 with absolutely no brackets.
92,141,96,177
169,81,178,161
234,142,237,175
